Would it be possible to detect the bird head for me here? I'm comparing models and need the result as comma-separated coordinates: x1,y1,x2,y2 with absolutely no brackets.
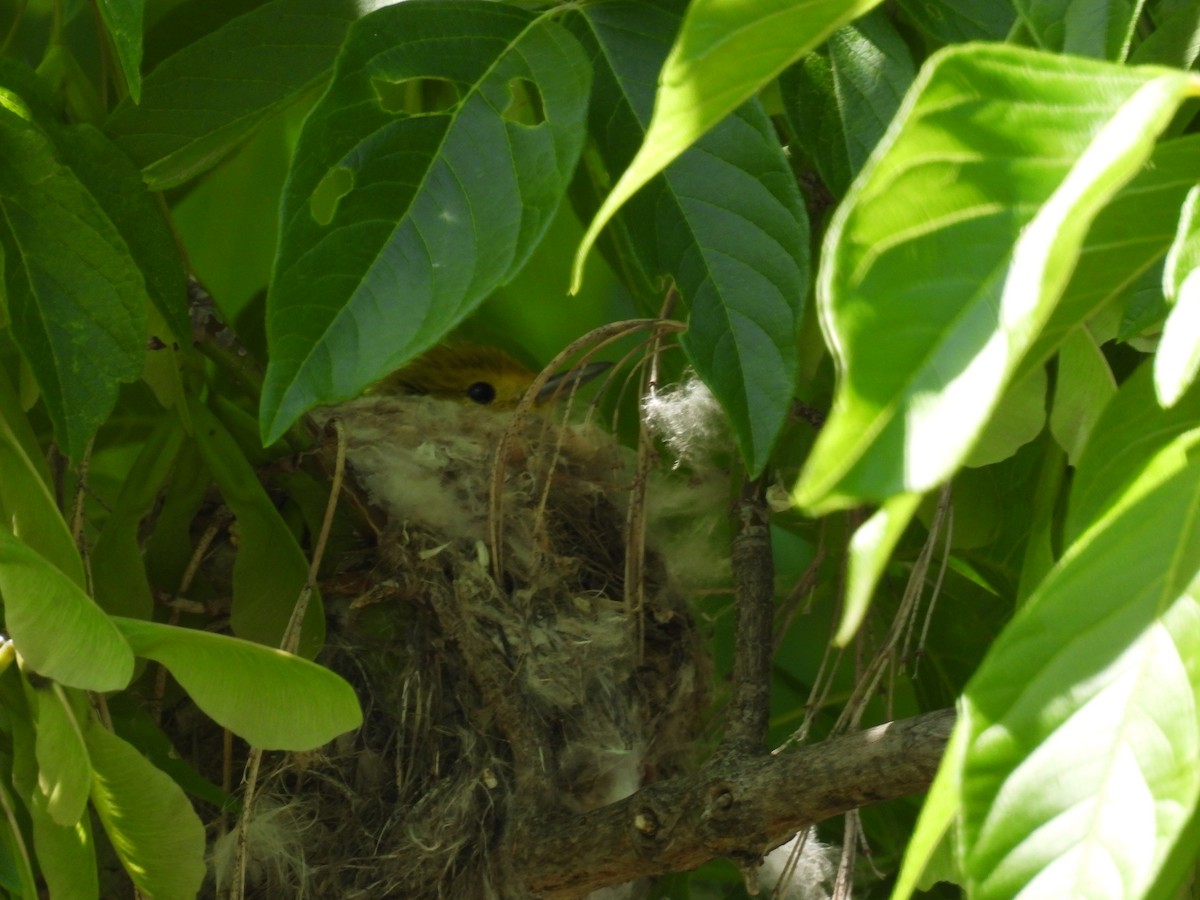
372,343,610,408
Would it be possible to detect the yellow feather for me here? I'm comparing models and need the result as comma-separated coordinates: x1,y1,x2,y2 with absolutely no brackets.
372,342,611,408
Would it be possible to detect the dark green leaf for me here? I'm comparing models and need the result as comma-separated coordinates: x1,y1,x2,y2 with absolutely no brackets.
571,1,809,473
0,107,148,459
191,399,323,656
1014,0,1141,60
780,10,916,197
97,0,146,103
573,0,876,291
897,0,1017,44
260,0,591,444
105,0,361,189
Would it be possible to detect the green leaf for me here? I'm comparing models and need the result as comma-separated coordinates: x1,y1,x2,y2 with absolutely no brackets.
570,1,808,473
794,46,1195,513
1014,0,1143,60
105,0,361,190
113,616,362,750
260,0,591,444
28,787,97,900
960,454,1200,899
838,491,922,645
892,718,967,899
780,9,916,197
92,416,184,619
572,0,878,290
1067,361,1200,546
0,107,148,459
0,367,83,587
1028,134,1200,371
51,122,190,342
87,723,206,900
1155,184,1200,407
896,0,1017,44
32,686,90,827
1049,327,1117,463
191,399,323,655
1131,1,1200,68
97,0,146,103
963,365,1047,469
0,529,134,691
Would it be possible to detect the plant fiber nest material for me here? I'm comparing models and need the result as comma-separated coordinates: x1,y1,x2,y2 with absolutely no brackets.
219,395,710,898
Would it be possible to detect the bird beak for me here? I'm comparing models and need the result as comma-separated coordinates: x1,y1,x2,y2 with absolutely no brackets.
536,361,612,403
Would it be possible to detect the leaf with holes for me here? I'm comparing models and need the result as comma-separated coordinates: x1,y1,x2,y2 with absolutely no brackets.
260,0,591,444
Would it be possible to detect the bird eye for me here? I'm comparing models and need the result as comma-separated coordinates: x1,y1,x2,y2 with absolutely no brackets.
466,381,497,405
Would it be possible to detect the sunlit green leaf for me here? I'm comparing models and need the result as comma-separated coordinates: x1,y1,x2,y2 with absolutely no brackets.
573,0,878,289
1156,184,1200,407
87,723,206,900
32,686,90,826
570,2,808,473
261,0,591,444
1027,133,1200,369
113,616,362,750
1049,327,1116,463
0,530,134,692
795,46,1194,513
961,454,1200,899
839,491,922,644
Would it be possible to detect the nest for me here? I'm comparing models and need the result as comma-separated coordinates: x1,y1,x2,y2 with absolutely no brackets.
215,395,710,898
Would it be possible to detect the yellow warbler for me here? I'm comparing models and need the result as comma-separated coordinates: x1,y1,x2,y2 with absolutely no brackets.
373,343,609,407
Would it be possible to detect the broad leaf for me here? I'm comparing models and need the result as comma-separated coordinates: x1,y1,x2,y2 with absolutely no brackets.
780,10,916,197
1067,362,1200,546
33,686,90,827
0,530,134,692
92,417,184,620
260,0,591,444
0,368,82,586
113,616,362,750
1155,184,1200,407
191,400,322,655
1014,0,1143,60
0,104,148,459
1027,134,1200,371
573,0,878,289
961,453,1200,899
96,0,145,103
106,0,361,189
87,723,206,900
794,46,1193,513
896,0,1017,44
570,1,808,473
1049,327,1116,463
